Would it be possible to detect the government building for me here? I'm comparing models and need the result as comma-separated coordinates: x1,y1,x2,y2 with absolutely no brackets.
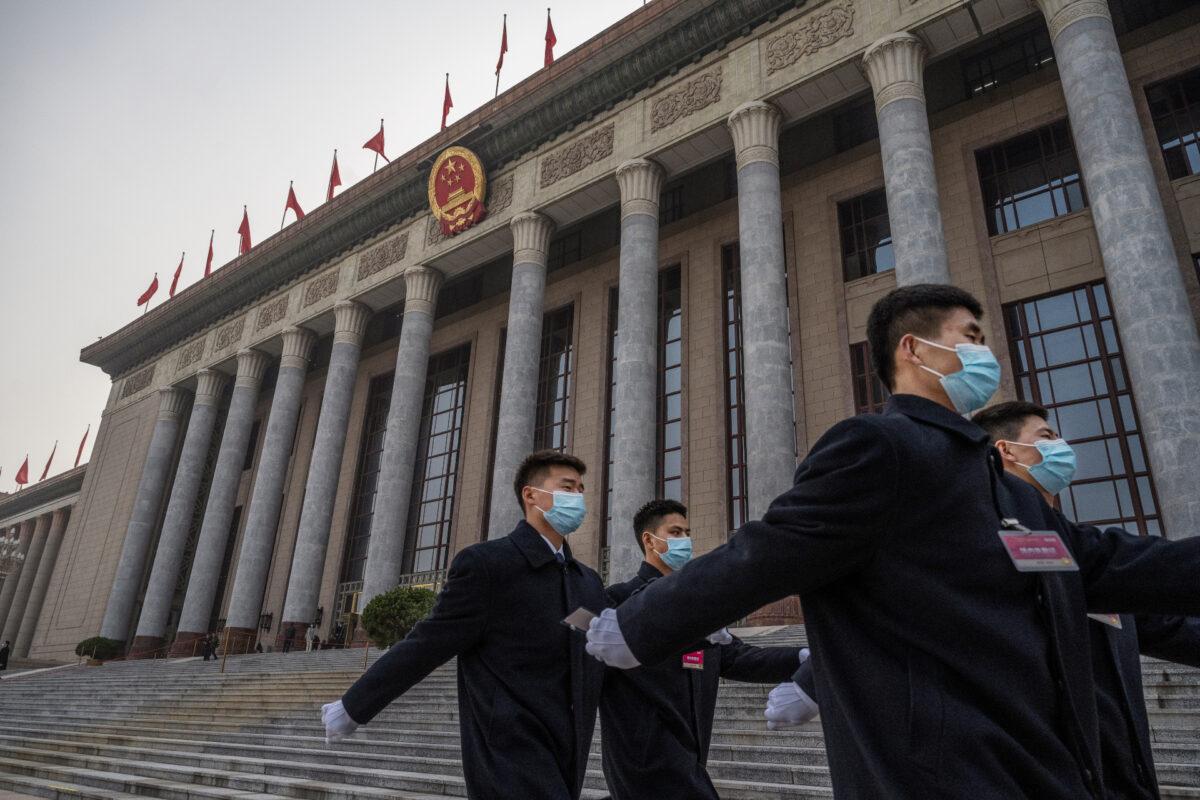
2,0,1199,662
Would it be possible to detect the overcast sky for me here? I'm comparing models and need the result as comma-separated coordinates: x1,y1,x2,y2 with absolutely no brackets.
0,0,643,488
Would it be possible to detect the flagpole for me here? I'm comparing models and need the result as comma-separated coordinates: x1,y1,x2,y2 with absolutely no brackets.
495,13,505,98
281,181,291,230
373,119,382,173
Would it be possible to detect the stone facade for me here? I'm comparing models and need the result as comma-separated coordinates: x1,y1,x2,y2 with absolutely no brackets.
18,1,1200,659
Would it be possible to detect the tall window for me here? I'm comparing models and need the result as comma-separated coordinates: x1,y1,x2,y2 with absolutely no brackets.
547,231,583,272
1146,68,1200,181
977,120,1088,236
838,188,894,282
960,22,1054,98
337,373,393,586
658,267,684,501
403,344,472,573
603,288,620,550
659,185,684,226
534,306,575,451
850,342,888,415
1005,283,1163,535
722,247,749,529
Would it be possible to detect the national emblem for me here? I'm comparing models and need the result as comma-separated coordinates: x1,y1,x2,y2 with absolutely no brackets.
428,146,488,236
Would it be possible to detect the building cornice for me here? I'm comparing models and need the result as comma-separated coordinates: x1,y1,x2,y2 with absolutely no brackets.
80,0,803,378
0,464,87,524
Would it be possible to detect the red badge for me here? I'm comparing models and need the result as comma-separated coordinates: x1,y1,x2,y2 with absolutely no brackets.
998,531,1078,572
428,146,487,236
682,650,704,670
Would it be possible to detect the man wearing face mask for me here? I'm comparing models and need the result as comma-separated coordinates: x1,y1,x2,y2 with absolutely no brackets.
322,450,607,800
975,400,1200,800
586,283,1200,799
599,499,803,800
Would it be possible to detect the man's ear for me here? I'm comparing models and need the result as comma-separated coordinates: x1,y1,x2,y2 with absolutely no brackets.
995,441,1018,464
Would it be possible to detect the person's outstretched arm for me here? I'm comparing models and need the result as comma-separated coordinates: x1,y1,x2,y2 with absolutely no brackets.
718,638,805,684
610,416,900,668
340,547,492,725
1133,613,1200,668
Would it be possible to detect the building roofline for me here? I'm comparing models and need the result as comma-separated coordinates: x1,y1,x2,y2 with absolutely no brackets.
80,0,801,378
0,464,87,524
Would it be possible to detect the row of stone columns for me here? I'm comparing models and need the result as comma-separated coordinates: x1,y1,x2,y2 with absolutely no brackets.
95,0,1200,656
0,506,70,658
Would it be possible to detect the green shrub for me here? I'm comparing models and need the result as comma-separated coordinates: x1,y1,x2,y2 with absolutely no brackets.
75,636,121,661
360,586,437,649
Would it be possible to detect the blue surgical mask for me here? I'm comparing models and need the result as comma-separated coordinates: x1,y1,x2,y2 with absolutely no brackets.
649,533,693,571
530,487,586,535
1005,439,1078,496
913,336,1001,414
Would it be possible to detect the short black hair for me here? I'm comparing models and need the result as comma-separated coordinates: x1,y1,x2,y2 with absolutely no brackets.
633,499,688,552
866,284,985,390
513,450,587,510
972,401,1048,444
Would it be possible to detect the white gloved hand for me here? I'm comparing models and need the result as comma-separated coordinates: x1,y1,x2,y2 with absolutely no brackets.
764,681,819,730
585,608,641,669
799,646,811,664
705,627,733,646
321,700,359,745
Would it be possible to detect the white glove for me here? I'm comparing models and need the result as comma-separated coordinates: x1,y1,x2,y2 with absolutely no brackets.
799,647,811,664
764,681,819,730
321,700,359,745
585,608,641,669
705,627,733,645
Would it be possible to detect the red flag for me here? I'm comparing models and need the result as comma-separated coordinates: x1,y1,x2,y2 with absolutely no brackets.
137,273,159,307
39,442,57,482
169,252,184,298
204,229,214,277
327,150,342,202
363,120,388,163
284,182,305,222
238,206,252,255
74,425,90,468
441,74,453,131
14,456,28,487
496,15,508,76
544,9,556,67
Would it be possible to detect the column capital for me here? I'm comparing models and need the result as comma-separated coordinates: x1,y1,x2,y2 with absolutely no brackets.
727,101,782,170
157,386,190,419
862,33,928,112
403,265,444,316
333,300,372,346
615,159,665,219
194,369,228,406
1032,0,1110,41
510,212,556,264
279,326,317,371
235,348,270,389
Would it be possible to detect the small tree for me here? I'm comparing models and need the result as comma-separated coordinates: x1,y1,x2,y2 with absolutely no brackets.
75,636,121,661
360,586,437,649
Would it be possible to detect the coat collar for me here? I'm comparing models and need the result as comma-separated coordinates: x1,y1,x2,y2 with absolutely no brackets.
637,560,665,584
509,520,576,569
885,393,990,446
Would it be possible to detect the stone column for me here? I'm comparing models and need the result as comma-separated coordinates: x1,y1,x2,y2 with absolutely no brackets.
486,212,555,538
0,519,36,641
727,102,798,520
862,34,951,286
99,386,190,644
1032,0,1200,537
361,266,443,607
130,369,229,656
280,301,371,643
0,519,34,630
608,158,665,581
1,513,51,644
172,349,269,655
13,507,70,657
223,327,316,650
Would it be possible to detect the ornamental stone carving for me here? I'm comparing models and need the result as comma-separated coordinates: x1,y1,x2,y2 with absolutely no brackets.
176,338,205,372
765,0,855,75
490,173,515,214
358,233,409,280
303,268,341,307
651,68,723,133
255,295,290,332
212,317,245,354
539,123,615,188
1032,0,1110,41
426,217,448,248
120,365,156,399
